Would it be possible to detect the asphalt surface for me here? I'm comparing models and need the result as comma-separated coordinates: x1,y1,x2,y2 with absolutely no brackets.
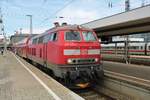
103,61,150,81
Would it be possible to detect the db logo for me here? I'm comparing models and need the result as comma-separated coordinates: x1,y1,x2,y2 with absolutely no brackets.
81,49,88,55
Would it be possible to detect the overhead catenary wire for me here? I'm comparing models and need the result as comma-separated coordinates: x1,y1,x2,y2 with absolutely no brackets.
40,0,76,25
1,0,150,35
108,0,150,9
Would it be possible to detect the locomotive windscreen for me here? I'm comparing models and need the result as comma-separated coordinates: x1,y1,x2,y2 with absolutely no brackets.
65,31,81,41
82,31,96,41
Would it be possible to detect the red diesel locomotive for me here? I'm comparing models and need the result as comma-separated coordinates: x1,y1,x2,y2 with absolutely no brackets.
15,23,103,88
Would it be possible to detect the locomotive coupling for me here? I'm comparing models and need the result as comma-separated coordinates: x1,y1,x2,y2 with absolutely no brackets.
66,69,90,81
64,65,104,80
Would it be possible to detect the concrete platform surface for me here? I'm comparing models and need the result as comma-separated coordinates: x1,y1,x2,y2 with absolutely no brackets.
0,51,84,100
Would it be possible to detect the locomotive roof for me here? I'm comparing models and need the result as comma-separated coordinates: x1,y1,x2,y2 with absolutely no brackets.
47,25,93,32
31,25,93,39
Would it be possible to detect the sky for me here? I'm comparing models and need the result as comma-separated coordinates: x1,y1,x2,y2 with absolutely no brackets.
0,0,150,37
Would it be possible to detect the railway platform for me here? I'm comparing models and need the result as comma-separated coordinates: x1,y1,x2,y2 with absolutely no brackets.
101,61,150,100
0,51,84,100
102,54,150,66
103,61,150,81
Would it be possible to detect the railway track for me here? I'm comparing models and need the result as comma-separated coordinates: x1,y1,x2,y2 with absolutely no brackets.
73,87,115,100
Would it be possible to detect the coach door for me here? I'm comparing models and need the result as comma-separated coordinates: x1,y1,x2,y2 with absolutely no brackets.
43,43,47,64
43,34,49,67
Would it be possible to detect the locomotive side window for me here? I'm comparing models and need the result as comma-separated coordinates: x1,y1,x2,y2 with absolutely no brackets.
82,32,96,41
50,33,57,41
65,31,81,41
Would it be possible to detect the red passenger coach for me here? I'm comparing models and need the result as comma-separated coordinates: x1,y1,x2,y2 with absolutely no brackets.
14,37,30,59
16,23,103,88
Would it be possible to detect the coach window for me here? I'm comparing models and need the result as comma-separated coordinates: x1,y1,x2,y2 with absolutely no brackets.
35,38,38,44
32,38,37,44
132,46,138,50
43,34,48,43
44,34,51,43
38,36,44,43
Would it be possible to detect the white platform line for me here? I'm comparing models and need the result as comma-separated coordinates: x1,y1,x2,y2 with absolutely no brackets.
12,53,62,100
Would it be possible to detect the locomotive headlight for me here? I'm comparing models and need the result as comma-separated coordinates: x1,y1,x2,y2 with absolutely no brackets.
67,59,72,64
95,58,99,62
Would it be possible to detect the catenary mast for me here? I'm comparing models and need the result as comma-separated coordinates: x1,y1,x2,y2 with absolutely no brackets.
0,8,6,55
